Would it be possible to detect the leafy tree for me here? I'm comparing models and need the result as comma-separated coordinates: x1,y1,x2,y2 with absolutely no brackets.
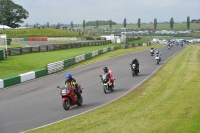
123,18,126,28
137,18,141,28
0,0,29,28
47,22,49,28
96,20,98,29
26,23,28,27
170,17,174,29
83,20,85,29
187,16,190,29
109,19,112,29
71,21,73,29
154,18,157,29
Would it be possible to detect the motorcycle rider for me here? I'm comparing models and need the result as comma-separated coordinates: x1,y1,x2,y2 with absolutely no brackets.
65,73,80,96
155,50,161,61
150,47,154,54
131,58,140,73
103,67,114,87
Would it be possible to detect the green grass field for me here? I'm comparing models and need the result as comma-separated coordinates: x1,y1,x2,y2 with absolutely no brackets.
25,45,200,133
0,28,87,38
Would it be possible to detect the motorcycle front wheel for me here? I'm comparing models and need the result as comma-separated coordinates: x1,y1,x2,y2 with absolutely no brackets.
156,60,159,65
132,70,135,77
62,99,71,110
103,85,109,94
77,94,83,106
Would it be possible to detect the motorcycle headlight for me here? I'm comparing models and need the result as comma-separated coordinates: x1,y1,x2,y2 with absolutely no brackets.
61,89,67,95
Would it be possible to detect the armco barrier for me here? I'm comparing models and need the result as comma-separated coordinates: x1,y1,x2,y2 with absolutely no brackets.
3,75,21,87
35,68,47,78
20,71,35,82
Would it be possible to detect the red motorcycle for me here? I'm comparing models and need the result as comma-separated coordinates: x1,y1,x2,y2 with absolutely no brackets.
57,85,83,111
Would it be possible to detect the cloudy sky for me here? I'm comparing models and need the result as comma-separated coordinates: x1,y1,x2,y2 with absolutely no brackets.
13,0,200,25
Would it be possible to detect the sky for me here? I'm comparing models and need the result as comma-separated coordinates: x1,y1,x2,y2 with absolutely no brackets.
13,0,200,25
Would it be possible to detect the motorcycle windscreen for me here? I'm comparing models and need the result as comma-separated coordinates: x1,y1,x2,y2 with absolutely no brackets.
102,73,109,81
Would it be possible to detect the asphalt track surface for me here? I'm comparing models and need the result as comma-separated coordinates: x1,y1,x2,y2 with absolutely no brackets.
0,44,185,133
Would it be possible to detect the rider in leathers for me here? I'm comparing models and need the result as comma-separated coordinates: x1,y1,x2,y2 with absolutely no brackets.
103,67,114,87
131,58,140,73
65,73,80,96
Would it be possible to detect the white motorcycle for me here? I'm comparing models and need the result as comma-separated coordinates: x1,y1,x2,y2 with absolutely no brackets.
99,73,115,94
155,54,161,65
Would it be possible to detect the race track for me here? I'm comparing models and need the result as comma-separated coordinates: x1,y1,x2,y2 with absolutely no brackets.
0,44,185,133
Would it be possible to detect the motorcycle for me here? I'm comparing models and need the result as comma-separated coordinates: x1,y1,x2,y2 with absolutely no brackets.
99,73,115,94
155,54,161,65
130,63,139,76
150,49,154,56
57,85,83,111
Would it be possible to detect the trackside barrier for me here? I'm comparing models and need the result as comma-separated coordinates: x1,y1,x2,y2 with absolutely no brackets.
0,68,48,89
34,68,48,78
47,46,118,74
92,50,98,57
0,79,3,88
0,46,118,88
102,48,108,53
47,61,64,74
20,71,35,82
3,75,21,88
7,40,112,56
75,54,85,63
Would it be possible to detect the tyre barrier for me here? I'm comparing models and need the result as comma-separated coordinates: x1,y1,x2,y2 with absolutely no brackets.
47,46,118,74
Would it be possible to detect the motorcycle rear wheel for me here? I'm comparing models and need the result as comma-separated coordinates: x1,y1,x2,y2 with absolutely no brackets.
62,99,71,110
77,94,83,106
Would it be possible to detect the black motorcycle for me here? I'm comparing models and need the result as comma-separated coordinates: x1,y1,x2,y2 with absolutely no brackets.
130,63,139,76
150,49,154,56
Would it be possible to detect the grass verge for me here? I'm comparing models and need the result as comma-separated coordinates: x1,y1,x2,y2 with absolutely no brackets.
26,45,200,133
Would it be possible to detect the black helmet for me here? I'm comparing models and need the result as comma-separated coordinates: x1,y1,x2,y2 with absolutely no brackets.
103,67,108,73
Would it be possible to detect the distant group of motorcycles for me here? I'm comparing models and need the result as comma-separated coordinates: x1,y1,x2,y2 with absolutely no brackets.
150,47,161,65
168,41,183,50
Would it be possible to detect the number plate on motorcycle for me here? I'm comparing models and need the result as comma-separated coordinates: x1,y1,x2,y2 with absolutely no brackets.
104,83,107,85
62,89,66,94
155,57,159,59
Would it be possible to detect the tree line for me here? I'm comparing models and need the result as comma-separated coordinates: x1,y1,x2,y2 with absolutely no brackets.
0,0,195,30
